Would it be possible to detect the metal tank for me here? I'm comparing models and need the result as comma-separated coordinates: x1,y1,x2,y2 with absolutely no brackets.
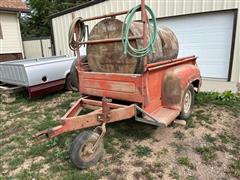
87,18,179,74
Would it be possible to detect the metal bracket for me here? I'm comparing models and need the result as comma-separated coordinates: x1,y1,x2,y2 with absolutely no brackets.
97,97,112,123
92,123,106,151
134,105,166,127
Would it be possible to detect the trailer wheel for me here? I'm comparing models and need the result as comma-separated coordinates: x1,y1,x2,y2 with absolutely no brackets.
65,74,73,91
69,131,104,169
179,84,194,120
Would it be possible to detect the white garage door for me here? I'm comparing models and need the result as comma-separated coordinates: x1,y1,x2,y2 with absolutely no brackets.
156,11,235,80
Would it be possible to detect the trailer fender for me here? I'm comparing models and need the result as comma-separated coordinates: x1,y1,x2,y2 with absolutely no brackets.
162,64,201,108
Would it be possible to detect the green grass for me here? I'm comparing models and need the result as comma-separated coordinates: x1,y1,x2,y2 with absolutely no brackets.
169,170,180,180
62,170,99,180
177,156,189,165
193,110,214,124
5,104,20,114
185,117,196,129
132,162,164,179
195,146,217,163
218,132,232,144
120,140,131,150
227,159,240,178
0,144,17,157
9,156,25,170
1,91,240,179
0,91,93,179
232,141,240,156
195,92,240,117
14,169,43,179
30,162,43,172
109,120,152,141
141,169,155,180
186,176,197,180
203,134,218,144
100,169,111,177
57,99,74,109
48,164,66,173
170,142,186,153
71,92,80,98
134,145,152,157
173,131,185,140
177,156,195,169
104,136,118,154
27,143,50,157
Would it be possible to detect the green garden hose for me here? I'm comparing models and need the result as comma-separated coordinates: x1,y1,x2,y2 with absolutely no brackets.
122,4,158,57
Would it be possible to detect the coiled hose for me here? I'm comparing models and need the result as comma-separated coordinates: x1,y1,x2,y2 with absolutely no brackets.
68,4,157,57
122,4,158,57
68,17,86,51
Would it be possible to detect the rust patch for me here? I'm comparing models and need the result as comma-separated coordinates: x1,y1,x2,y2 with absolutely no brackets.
162,70,182,106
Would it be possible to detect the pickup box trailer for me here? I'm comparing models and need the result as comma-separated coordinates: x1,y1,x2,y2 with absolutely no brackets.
33,0,201,169
0,56,75,97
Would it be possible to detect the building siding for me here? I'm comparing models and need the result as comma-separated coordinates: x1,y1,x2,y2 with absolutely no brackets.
23,40,42,58
51,0,240,86
41,39,52,57
0,12,23,54
23,38,52,58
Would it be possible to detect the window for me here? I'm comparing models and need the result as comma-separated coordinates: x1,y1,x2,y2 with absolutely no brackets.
0,23,3,39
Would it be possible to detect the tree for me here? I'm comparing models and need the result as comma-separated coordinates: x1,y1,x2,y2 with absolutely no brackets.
21,0,90,39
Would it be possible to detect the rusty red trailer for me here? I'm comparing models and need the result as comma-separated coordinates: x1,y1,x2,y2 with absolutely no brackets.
33,0,201,169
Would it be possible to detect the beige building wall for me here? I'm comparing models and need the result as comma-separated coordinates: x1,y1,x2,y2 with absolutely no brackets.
0,12,23,55
41,39,52,57
51,0,240,92
23,38,52,58
23,40,42,58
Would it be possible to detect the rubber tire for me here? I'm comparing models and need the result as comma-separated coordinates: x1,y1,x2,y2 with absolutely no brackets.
69,58,79,91
69,131,104,169
69,56,87,91
178,84,195,120
65,74,73,91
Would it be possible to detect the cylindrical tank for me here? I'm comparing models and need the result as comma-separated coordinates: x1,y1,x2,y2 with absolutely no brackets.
87,18,179,74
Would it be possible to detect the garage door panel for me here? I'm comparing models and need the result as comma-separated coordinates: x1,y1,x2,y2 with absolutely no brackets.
178,42,230,47
175,31,232,43
199,64,228,79
179,46,231,57
156,11,234,80
174,26,233,33
200,59,229,66
180,49,231,67
180,48,230,56
160,12,234,28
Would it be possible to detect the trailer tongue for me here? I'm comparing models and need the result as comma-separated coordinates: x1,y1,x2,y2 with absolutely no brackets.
33,0,201,169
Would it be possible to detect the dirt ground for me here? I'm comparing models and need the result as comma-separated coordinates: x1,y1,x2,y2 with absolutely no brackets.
0,91,239,180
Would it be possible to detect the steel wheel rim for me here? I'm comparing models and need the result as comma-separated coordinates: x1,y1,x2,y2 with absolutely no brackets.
79,136,98,161
183,89,192,113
